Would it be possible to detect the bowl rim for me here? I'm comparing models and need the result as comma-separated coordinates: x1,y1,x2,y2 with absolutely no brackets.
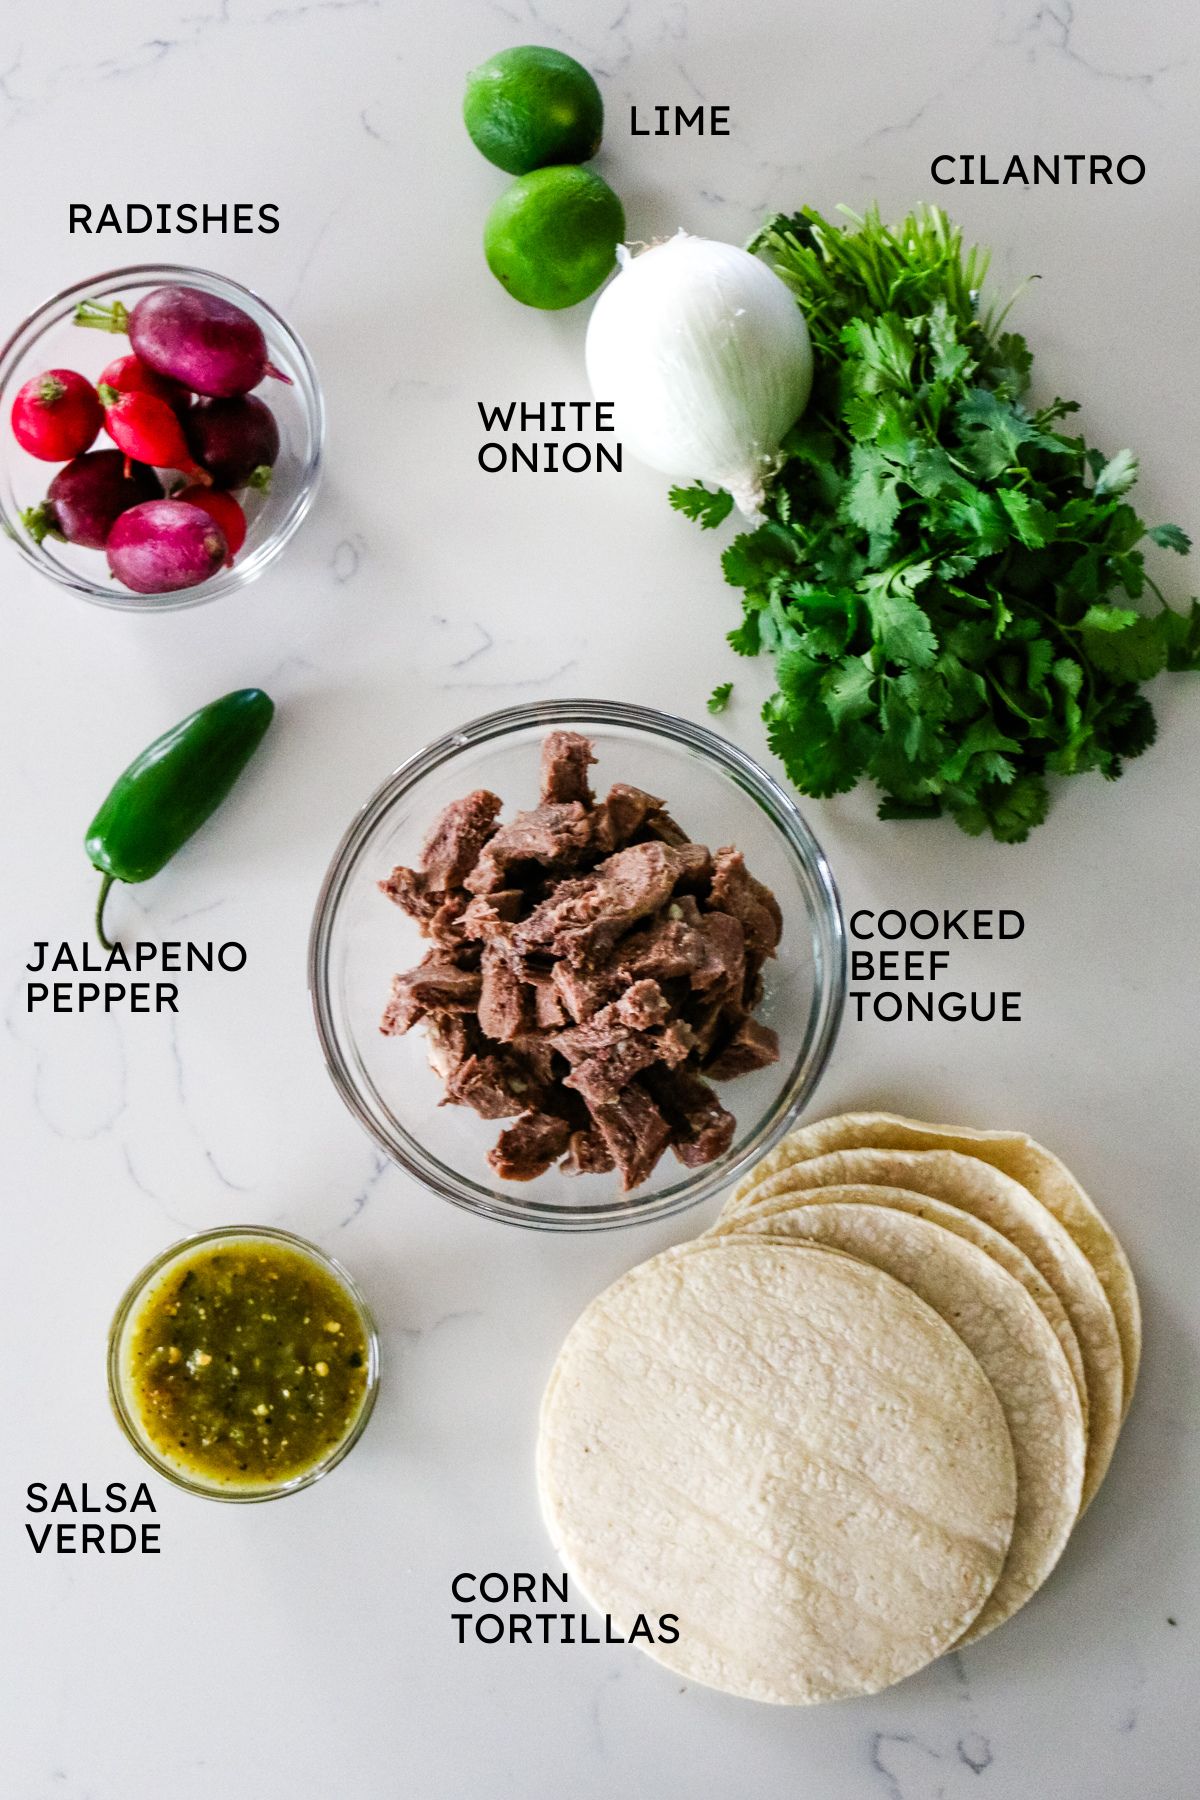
0,261,324,611
308,698,847,1232
107,1224,380,1502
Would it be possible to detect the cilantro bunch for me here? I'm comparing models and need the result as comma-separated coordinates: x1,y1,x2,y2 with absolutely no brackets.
672,204,1199,841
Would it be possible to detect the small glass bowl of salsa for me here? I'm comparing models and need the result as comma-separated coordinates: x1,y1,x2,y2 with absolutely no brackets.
108,1227,380,1502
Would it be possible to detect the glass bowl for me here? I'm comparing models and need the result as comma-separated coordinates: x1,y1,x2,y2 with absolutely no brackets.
108,1226,379,1502
0,264,323,610
309,700,846,1231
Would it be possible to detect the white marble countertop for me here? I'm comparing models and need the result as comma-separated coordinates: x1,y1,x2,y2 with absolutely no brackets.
2,1,1198,1795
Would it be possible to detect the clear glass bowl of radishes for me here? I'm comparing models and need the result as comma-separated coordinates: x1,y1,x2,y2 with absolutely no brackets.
0,265,323,609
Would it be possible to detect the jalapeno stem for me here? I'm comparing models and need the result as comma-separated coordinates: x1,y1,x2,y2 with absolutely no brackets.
94,872,117,951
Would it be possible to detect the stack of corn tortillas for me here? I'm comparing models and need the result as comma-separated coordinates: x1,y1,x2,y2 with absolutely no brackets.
537,1112,1138,1705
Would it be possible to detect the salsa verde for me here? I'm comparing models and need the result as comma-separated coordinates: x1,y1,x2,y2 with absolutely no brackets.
119,1235,372,1492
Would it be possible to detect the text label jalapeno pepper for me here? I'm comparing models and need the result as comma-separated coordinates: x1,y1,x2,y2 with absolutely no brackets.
85,688,274,948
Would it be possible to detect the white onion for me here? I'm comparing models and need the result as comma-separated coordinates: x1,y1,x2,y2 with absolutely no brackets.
585,232,813,518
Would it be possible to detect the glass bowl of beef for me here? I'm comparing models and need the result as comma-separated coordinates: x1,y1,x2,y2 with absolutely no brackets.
0,264,323,610
309,700,846,1231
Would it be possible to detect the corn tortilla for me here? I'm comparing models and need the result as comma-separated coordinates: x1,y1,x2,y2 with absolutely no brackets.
722,1199,1085,1641
709,1180,1087,1431
722,1143,1122,1509
537,1239,1017,1704
729,1112,1139,1416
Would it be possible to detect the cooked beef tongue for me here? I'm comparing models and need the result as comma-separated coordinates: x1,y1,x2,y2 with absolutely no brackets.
643,1065,736,1168
446,1052,541,1119
379,864,442,924
460,891,524,940
588,1082,672,1190
476,941,529,1043
464,803,593,894
704,1015,781,1080
380,955,482,1036
528,969,570,1029
539,730,596,807
615,978,671,1030
709,847,783,958
554,998,690,1110
591,783,663,853
617,905,745,998
561,1126,616,1177
420,789,503,890
551,960,620,1024
424,1013,476,1084
487,1111,572,1181
515,841,684,967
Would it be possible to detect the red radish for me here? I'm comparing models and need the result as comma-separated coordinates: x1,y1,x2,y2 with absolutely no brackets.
106,499,228,593
174,486,245,564
185,394,280,488
21,451,161,549
98,352,190,416
97,385,210,484
11,369,102,460
76,286,292,398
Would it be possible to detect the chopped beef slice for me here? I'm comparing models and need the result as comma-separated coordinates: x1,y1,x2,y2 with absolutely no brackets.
551,960,620,1023
561,1127,616,1177
681,996,726,1060
591,783,663,853
477,942,528,1043
555,999,692,1109
589,1082,672,1191
705,1015,781,1080
528,970,570,1030
377,731,784,1189
708,847,783,958
426,892,471,947
378,864,442,925
380,955,482,1036
424,1013,475,1085
464,803,592,894
419,789,503,890
637,807,691,848
445,1052,538,1119
539,730,596,807
644,1066,736,1167
616,978,671,1030
460,890,524,940
672,842,714,891
487,1111,572,1181
618,907,744,998
515,841,684,966
509,1032,562,1088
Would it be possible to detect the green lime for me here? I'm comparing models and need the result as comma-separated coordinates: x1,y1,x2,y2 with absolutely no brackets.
484,166,625,310
464,44,603,175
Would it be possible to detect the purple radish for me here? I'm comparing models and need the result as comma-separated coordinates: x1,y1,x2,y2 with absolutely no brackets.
21,451,162,550
106,499,229,594
185,394,280,489
75,286,292,398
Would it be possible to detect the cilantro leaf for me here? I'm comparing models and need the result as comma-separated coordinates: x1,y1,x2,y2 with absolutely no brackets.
707,681,733,714
1147,522,1192,554
670,483,735,529
860,565,938,668
951,776,1050,844
1079,606,1168,682
1093,450,1138,499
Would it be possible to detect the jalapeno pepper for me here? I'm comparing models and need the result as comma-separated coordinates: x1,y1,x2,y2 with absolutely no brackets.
85,687,274,949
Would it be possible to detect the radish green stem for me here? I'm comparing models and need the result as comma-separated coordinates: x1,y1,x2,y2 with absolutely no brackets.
74,298,129,334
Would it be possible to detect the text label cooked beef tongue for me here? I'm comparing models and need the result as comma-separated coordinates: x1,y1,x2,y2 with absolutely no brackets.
376,731,782,1189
